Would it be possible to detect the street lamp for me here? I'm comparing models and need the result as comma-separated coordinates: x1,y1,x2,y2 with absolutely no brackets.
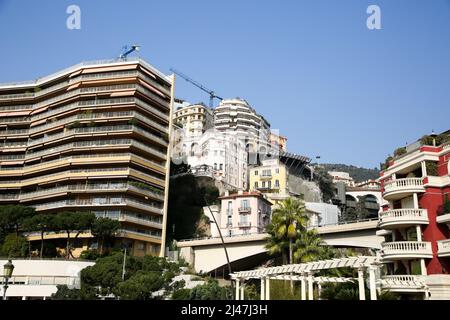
3,259,14,300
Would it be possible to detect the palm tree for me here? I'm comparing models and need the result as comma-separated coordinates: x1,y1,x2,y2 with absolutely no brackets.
265,197,309,265
293,229,325,263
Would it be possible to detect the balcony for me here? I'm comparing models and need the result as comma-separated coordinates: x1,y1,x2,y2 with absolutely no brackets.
380,275,427,293
238,207,251,213
383,178,425,200
364,202,379,210
381,241,432,260
260,173,272,179
437,212,450,228
238,221,251,227
437,239,450,257
378,209,429,229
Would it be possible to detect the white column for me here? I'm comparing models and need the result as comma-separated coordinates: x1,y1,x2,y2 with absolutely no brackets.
308,273,314,300
301,276,306,300
420,259,427,276
413,193,419,209
240,284,245,300
260,278,265,300
235,279,240,300
421,161,427,177
416,225,422,241
368,267,377,300
317,283,322,300
358,268,366,300
265,277,270,300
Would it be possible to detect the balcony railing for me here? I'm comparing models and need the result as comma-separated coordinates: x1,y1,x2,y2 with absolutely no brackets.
238,207,251,213
380,275,427,292
437,239,450,257
379,209,429,228
238,221,251,227
364,202,379,210
383,178,425,198
381,241,432,260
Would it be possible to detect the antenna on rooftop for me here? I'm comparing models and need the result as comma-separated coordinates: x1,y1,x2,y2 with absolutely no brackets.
119,45,140,59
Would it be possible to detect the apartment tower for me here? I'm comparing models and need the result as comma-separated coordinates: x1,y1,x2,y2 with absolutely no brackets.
0,58,174,257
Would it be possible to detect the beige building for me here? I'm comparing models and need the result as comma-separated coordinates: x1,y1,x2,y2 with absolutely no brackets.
269,132,287,152
0,58,174,257
218,191,272,236
173,101,214,138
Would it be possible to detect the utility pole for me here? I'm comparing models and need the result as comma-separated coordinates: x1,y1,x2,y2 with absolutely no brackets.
122,247,127,281
204,196,235,299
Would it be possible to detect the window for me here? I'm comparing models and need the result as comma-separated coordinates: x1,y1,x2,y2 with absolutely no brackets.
275,168,279,174
219,163,223,170
268,181,272,189
262,181,266,188
214,163,217,170
275,180,280,188
254,170,258,176
241,200,249,209
137,242,146,250
254,181,258,189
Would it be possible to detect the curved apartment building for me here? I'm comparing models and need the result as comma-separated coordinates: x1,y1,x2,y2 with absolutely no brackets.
378,132,450,299
0,58,174,257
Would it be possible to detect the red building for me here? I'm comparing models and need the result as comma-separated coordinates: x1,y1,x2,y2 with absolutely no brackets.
378,131,450,299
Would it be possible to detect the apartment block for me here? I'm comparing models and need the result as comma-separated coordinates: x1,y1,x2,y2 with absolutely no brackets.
378,131,450,299
0,58,174,257
214,98,271,161
249,153,311,205
173,101,214,138
218,191,272,237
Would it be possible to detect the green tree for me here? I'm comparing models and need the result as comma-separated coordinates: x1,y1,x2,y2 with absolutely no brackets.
265,198,309,265
114,271,165,300
53,211,95,258
91,217,121,255
0,205,35,238
1,233,28,258
172,288,191,300
293,229,326,263
313,167,336,202
23,214,55,258
189,279,231,300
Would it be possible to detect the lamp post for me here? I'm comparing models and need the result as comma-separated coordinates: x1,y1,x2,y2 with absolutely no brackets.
3,259,14,300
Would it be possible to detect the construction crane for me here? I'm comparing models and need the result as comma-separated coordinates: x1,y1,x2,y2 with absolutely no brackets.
119,45,140,59
169,68,223,108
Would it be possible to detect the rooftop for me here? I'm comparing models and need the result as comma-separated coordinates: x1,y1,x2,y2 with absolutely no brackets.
0,57,173,89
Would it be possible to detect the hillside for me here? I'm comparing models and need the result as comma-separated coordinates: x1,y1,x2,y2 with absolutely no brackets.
319,163,380,183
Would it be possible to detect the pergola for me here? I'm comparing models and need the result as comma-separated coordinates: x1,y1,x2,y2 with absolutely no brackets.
230,256,382,300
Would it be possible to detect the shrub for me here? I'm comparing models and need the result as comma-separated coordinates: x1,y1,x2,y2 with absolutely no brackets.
0,233,28,258
394,147,407,157
172,288,191,300
426,161,438,176
444,195,450,214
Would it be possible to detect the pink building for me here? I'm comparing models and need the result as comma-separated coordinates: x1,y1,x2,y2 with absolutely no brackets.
219,191,272,236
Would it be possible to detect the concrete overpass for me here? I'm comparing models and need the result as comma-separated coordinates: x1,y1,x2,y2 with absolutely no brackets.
177,219,382,274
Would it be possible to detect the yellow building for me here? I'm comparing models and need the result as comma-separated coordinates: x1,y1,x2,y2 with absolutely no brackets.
249,153,311,206
0,58,174,257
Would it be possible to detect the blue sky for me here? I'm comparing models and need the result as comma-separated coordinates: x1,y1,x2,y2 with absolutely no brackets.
0,0,449,169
